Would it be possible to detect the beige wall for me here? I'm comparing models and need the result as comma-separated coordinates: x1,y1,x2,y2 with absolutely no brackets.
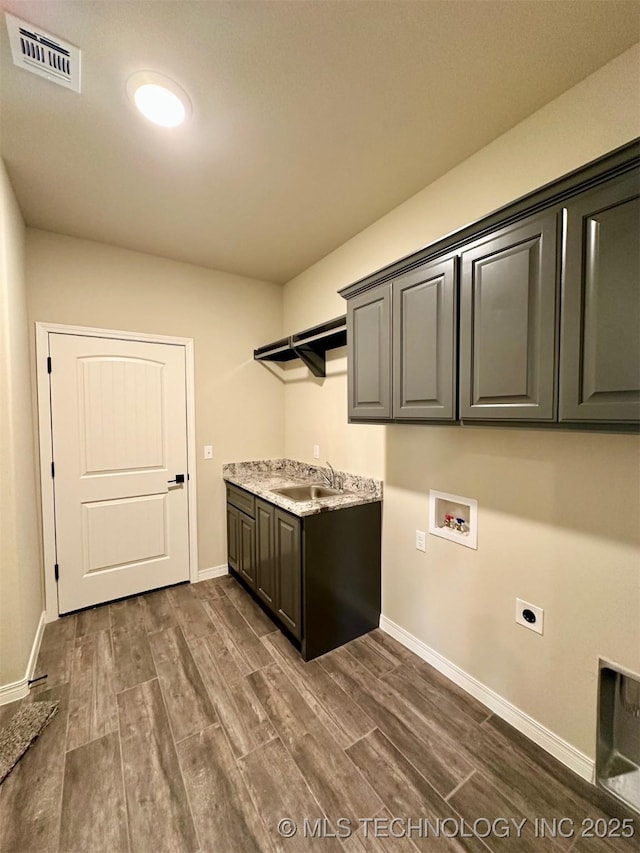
282,44,640,759
0,161,44,687
26,230,284,573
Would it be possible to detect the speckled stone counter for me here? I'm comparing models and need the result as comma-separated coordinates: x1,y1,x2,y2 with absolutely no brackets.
222,459,382,517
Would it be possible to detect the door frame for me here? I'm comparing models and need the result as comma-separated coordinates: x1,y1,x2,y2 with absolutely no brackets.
35,322,199,622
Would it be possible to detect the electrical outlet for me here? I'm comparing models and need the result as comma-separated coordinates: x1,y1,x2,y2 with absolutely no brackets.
515,598,544,635
415,530,426,552
204,445,213,459
313,445,320,459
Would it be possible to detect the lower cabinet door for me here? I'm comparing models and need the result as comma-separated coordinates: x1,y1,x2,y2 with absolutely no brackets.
274,509,301,639
226,504,239,570
255,499,276,607
237,512,256,589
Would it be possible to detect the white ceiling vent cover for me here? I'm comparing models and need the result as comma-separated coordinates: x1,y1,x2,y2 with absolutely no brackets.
5,12,81,93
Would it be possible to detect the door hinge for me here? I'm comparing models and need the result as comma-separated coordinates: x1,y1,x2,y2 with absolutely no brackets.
51,461,55,478
54,563,59,582
47,356,52,374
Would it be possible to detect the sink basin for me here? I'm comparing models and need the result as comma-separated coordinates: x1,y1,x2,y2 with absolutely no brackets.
271,483,347,501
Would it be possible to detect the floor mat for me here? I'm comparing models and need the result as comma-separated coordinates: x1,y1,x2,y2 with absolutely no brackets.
0,701,59,784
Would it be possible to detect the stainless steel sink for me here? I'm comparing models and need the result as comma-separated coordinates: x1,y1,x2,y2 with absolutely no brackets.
271,483,347,501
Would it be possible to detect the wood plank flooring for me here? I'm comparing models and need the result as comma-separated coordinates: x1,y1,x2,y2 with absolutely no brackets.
0,575,637,852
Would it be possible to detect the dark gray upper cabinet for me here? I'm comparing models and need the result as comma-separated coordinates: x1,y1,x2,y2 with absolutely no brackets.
347,283,392,420
340,143,639,430
459,212,559,420
392,256,457,420
559,171,640,422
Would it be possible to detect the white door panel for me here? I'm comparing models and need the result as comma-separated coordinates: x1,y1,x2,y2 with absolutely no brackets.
49,334,190,613
79,357,166,473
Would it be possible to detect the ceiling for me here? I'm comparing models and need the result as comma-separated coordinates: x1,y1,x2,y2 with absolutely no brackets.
1,1,639,284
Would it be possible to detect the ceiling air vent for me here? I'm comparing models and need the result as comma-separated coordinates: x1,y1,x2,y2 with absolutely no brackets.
5,12,81,93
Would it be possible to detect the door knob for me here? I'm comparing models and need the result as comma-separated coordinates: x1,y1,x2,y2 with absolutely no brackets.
168,474,186,484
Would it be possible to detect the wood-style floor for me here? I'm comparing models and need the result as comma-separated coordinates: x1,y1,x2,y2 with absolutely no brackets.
0,575,636,853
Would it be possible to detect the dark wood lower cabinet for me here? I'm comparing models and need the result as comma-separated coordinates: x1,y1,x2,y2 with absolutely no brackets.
237,513,256,589
226,504,239,571
255,499,301,639
273,508,301,639
255,499,276,607
226,505,256,589
226,485,381,660
301,501,383,661
227,484,256,589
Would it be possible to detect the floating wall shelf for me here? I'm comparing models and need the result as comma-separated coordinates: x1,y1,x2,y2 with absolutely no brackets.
254,315,347,378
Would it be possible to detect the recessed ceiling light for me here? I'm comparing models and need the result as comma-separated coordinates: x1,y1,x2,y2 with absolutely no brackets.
126,71,191,128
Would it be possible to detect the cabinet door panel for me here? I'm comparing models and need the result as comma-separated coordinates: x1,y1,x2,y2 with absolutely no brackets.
255,499,275,607
226,504,239,570
274,509,301,639
347,284,392,420
460,212,558,420
238,513,256,589
393,257,457,419
560,171,640,422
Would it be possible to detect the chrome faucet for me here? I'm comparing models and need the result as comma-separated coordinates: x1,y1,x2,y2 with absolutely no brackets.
320,461,336,488
321,461,343,491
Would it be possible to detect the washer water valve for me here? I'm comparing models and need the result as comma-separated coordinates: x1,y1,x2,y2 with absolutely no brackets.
429,491,478,550
444,513,467,534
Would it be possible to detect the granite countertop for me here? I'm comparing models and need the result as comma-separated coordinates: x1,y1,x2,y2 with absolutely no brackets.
222,459,383,518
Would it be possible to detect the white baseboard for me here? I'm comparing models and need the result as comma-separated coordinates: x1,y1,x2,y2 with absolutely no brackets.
379,614,595,783
196,564,229,582
0,611,47,706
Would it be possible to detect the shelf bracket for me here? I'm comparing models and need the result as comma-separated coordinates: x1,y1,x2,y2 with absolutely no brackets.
293,344,326,378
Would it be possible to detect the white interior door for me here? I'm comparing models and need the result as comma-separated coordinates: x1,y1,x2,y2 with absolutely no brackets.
49,333,190,613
